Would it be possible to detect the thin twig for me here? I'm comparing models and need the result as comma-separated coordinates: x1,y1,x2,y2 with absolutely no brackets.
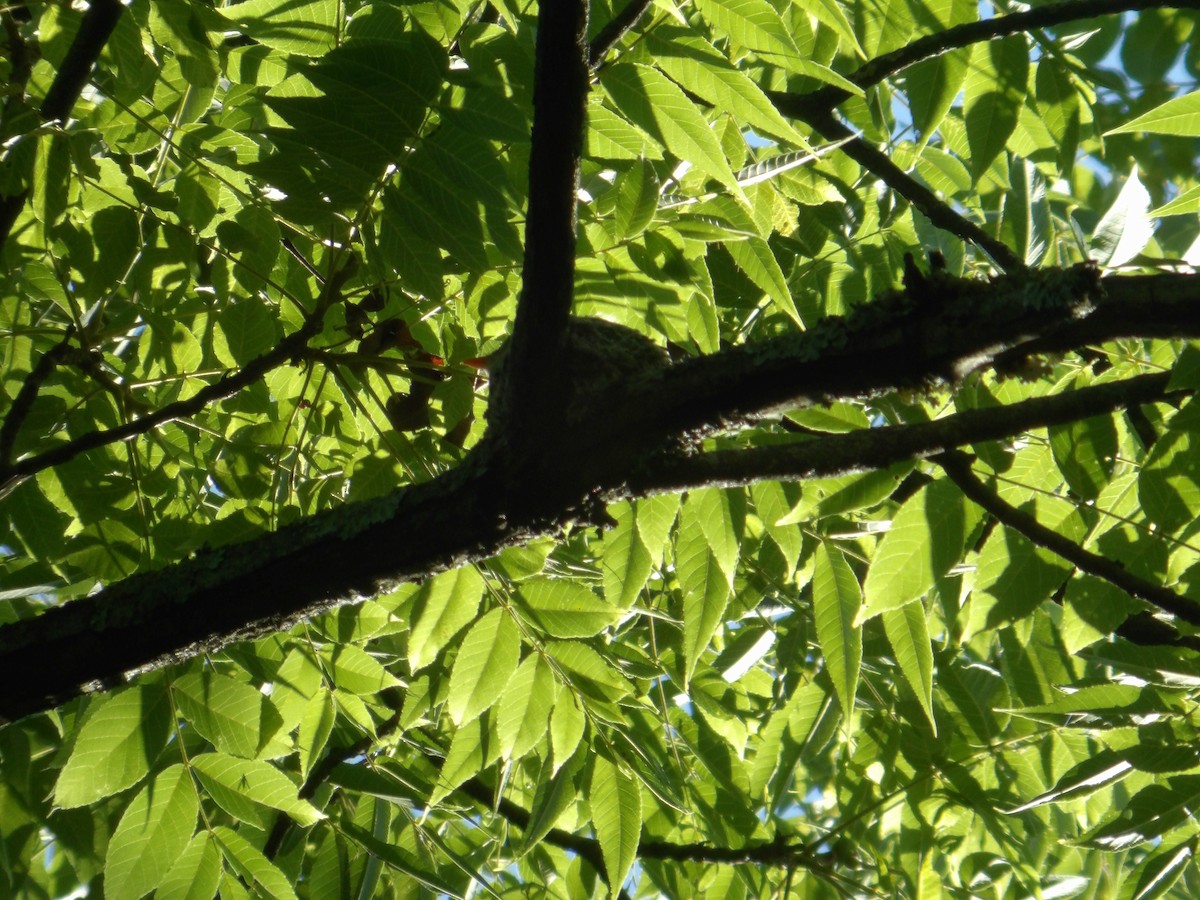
588,0,654,66
0,328,74,465
0,257,359,497
936,450,1200,627
774,106,1025,271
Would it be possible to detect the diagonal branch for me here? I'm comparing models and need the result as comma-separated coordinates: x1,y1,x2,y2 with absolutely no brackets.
779,0,1200,120
628,371,1176,495
0,257,359,497
0,0,126,249
936,451,1200,627
770,105,1025,271
588,0,655,66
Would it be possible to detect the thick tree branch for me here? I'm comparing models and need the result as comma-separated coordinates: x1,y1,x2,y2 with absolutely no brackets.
627,371,1176,495
499,0,589,445
3,270,1200,722
937,452,1200,627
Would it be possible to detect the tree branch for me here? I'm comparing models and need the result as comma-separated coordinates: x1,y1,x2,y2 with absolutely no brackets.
628,371,1176,495
2,270,1198,722
0,257,359,497
0,0,126,249
769,105,1025,271
588,0,655,66
936,451,1200,627
498,0,590,446
776,0,1200,120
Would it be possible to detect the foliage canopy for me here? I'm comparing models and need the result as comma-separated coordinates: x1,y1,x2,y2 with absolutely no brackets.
5,0,1200,896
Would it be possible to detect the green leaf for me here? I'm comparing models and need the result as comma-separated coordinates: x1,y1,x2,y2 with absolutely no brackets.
1080,777,1200,850
550,694,587,773
341,821,464,897
1048,412,1118,501
812,543,862,720
602,63,745,202
963,37,1028,180
1107,89,1200,136
56,683,172,808
430,717,490,807
104,765,198,900
157,831,223,900
1117,838,1196,900
1139,424,1200,532
677,509,733,685
495,654,556,760
647,29,808,147
522,751,586,852
322,644,401,695
684,488,740,579
588,754,642,894
882,601,936,733
517,578,622,639
408,566,485,672
725,236,800,325
860,479,967,621
447,608,521,726
173,671,284,760
212,826,297,900
614,160,660,240
298,690,336,780
191,752,324,828
218,0,339,57
1090,166,1154,268
602,502,654,610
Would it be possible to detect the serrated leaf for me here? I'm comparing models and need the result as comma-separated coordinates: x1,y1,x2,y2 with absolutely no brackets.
1107,89,1200,136
602,63,745,202
677,517,732,685
614,160,659,240
602,503,654,610
813,543,862,720
496,654,556,760
173,671,284,760
104,765,198,900
1079,777,1200,850
522,751,585,852
430,717,489,807
212,826,297,900
550,694,587,773
647,29,808,147
408,566,484,671
55,683,172,808
191,752,324,828
1117,838,1196,900
518,578,623,638
882,601,936,733
588,754,642,895
157,831,223,900
726,236,800,325
298,690,336,780
1091,166,1154,268
323,643,401,695
860,479,968,621
342,821,464,897
447,608,521,726
218,0,339,56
